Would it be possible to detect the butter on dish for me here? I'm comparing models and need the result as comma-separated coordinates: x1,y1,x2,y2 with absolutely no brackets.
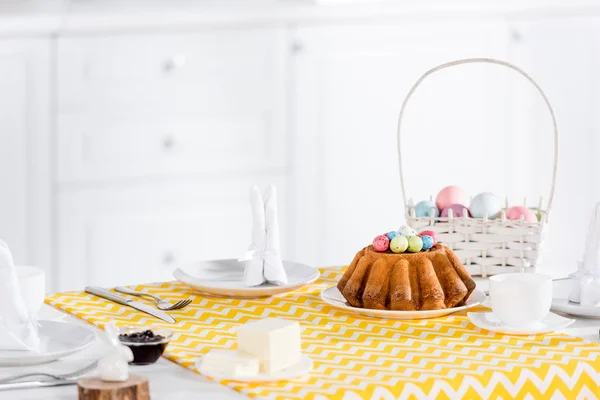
199,318,303,379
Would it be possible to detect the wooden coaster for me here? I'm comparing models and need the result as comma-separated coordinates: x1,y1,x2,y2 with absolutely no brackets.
78,375,150,400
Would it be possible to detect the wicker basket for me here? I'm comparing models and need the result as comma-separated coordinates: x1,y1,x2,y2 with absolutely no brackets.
397,58,558,277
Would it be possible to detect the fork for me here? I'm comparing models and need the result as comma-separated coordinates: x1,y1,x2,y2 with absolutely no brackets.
0,360,98,384
115,286,192,310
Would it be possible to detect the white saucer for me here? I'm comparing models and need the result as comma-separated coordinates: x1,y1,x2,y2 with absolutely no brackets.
174,260,320,298
321,286,486,320
196,354,312,382
467,311,575,335
0,320,96,366
551,298,600,319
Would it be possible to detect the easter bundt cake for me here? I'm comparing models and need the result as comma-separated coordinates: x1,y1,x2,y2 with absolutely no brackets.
337,244,476,311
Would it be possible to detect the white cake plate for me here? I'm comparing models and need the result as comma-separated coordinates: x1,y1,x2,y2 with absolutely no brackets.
467,311,575,335
551,298,600,319
321,286,486,320
196,354,313,382
174,260,320,298
0,320,95,366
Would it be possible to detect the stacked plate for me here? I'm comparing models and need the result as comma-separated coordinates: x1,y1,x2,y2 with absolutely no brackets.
0,321,95,366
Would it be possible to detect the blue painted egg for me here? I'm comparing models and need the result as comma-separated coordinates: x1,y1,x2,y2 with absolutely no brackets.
387,231,399,241
421,235,434,250
414,200,439,218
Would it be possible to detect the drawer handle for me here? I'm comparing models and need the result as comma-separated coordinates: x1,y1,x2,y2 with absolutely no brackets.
163,135,175,150
162,251,175,265
163,54,187,72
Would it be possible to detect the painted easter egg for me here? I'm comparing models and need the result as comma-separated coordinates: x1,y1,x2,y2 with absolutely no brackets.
470,192,502,219
372,235,390,252
421,235,434,250
390,236,409,253
506,206,537,223
406,236,423,253
387,231,399,241
418,230,438,246
414,200,439,218
398,225,417,236
441,204,471,218
435,186,467,211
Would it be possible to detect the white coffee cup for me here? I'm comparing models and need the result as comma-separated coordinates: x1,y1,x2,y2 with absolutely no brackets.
489,273,552,327
16,266,46,315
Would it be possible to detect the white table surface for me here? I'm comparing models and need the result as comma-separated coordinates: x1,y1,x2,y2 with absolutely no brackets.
1,279,598,400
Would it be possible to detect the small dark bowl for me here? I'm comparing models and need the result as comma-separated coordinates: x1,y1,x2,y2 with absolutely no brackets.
117,326,173,365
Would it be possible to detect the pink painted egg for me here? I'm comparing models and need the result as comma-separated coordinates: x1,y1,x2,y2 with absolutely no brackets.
441,204,470,218
435,185,467,211
418,230,438,246
372,235,390,252
506,206,537,223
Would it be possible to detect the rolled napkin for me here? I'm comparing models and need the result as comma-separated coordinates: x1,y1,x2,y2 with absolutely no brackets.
239,185,287,286
571,202,600,306
0,240,40,351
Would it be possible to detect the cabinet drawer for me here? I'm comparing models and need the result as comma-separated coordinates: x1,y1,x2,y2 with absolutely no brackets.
57,28,286,114
57,113,285,182
57,178,288,291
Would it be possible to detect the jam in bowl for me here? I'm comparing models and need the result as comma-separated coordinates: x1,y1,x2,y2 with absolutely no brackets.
116,326,173,365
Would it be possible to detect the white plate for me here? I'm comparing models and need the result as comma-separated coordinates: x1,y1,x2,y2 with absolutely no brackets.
551,298,600,319
0,320,96,366
321,286,486,320
196,353,312,382
174,259,320,298
467,311,575,335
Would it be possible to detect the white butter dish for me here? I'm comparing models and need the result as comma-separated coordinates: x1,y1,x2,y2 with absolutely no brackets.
199,350,259,377
196,353,313,382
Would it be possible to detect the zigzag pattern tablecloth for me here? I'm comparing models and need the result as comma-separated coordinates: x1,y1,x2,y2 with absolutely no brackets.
46,268,600,399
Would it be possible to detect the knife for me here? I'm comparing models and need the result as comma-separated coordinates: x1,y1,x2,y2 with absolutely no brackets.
85,286,176,324
0,379,77,391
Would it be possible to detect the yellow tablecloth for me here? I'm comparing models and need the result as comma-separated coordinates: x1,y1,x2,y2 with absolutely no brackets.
46,269,600,399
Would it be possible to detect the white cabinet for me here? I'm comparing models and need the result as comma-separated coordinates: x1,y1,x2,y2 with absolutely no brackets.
54,28,290,291
57,178,288,290
290,21,510,267
0,39,51,286
56,29,287,183
57,112,286,182
3,14,594,291
57,30,287,115
506,17,600,274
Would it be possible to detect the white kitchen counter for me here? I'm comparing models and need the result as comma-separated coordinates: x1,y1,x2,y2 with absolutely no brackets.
1,279,598,399
2,0,600,36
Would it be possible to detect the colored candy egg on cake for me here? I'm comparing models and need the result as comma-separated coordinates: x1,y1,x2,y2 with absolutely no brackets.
506,206,537,223
420,235,434,250
390,236,409,253
414,200,439,218
398,225,417,236
435,185,467,211
387,231,399,241
406,236,423,253
441,204,470,218
418,230,438,246
372,235,390,252
470,192,502,219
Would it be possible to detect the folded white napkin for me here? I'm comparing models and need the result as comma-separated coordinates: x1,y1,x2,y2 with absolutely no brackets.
239,185,287,287
0,240,40,351
571,202,600,307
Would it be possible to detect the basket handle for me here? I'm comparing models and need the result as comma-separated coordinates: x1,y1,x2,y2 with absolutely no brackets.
397,58,559,222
